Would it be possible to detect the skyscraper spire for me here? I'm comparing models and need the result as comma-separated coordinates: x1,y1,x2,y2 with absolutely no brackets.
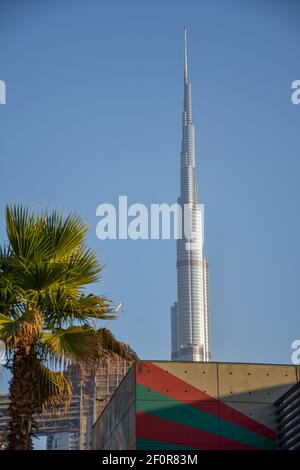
171,29,211,362
184,26,188,85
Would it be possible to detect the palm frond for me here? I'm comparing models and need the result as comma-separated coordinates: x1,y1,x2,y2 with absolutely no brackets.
0,314,19,342
0,310,42,348
41,326,99,368
0,244,19,315
14,250,101,294
44,211,88,259
97,327,138,362
5,205,49,262
13,260,71,292
42,291,112,328
61,247,102,288
37,363,72,410
0,272,17,315
0,244,14,268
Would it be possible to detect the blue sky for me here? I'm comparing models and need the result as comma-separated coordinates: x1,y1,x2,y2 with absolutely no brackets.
0,0,300,391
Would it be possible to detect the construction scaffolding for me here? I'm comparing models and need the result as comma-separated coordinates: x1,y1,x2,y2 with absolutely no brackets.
0,357,131,449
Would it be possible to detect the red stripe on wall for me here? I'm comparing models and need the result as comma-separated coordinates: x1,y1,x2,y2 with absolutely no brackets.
136,411,255,450
136,362,276,441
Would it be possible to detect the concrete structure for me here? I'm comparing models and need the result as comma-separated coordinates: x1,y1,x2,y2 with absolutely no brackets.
171,28,211,362
93,361,300,450
0,357,131,450
46,431,80,450
0,392,81,449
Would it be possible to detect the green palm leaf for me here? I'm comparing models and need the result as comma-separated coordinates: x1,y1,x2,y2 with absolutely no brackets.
44,211,88,259
41,326,99,368
5,205,48,262
42,291,113,327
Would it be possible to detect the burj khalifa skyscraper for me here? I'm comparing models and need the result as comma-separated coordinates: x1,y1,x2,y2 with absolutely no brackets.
171,28,211,362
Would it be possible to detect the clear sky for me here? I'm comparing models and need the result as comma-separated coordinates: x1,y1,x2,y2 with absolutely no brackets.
0,0,300,392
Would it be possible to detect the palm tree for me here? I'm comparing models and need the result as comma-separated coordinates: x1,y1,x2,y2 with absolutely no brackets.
0,205,137,450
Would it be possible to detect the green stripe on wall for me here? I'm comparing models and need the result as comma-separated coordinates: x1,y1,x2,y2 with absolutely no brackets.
136,384,275,449
136,438,194,450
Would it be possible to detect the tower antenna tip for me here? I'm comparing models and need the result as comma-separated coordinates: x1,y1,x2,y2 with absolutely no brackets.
184,27,188,83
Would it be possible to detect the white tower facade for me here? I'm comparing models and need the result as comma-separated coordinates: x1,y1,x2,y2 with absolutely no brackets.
171,28,211,362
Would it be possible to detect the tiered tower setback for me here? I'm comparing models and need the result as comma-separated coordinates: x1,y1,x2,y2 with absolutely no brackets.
171,28,211,362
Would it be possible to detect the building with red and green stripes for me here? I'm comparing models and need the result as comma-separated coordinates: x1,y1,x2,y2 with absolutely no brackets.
92,361,300,450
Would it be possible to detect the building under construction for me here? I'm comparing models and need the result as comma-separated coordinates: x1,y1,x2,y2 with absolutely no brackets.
0,356,131,450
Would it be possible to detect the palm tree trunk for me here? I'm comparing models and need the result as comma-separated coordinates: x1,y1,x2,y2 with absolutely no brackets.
7,347,39,450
